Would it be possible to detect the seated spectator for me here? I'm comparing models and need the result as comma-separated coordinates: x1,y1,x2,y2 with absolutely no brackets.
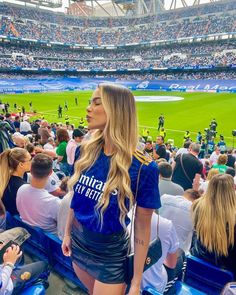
57,191,73,240
212,154,228,173
0,234,49,294
191,174,236,278
175,141,191,157
56,128,70,176
0,148,32,215
199,168,219,194
16,153,61,234
144,141,154,159
38,120,50,145
153,136,166,160
158,162,184,196
19,116,31,136
140,213,184,294
225,167,236,188
13,116,20,133
172,143,203,190
160,189,200,252
66,129,84,166
226,149,236,169
209,146,220,165
43,137,55,151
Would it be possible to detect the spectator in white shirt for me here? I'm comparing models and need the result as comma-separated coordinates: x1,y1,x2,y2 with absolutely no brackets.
43,137,55,151
16,153,61,235
209,147,221,165
66,129,84,165
160,189,201,252
19,116,31,135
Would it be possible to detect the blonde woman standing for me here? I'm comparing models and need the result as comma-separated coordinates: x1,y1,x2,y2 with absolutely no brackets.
62,84,161,295
191,174,236,278
0,148,32,215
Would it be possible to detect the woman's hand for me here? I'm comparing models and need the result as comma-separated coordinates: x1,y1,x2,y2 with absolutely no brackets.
62,235,72,257
127,283,140,295
3,244,22,265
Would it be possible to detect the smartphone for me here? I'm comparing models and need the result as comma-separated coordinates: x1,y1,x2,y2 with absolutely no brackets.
0,240,18,264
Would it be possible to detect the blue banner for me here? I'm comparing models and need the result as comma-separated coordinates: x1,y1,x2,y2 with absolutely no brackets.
0,77,235,94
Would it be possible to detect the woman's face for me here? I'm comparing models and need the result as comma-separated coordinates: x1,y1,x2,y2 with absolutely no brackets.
86,88,107,130
19,152,32,172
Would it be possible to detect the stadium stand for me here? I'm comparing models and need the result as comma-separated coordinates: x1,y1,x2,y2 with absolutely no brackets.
0,1,236,294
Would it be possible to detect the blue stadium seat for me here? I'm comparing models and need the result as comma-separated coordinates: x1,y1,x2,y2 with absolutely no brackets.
142,286,162,295
142,282,206,295
21,284,46,295
184,254,234,295
175,281,206,295
6,213,86,291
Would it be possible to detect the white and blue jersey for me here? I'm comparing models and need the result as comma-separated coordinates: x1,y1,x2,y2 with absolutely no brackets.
71,148,161,234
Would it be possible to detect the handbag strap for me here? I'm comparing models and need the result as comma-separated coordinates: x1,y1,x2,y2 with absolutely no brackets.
180,153,192,186
128,162,160,253
128,163,143,254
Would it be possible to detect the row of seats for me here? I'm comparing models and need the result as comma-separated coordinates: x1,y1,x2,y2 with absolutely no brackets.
6,213,87,293
143,255,234,295
6,213,234,295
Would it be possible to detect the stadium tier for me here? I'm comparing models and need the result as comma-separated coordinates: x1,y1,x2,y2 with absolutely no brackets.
0,0,235,82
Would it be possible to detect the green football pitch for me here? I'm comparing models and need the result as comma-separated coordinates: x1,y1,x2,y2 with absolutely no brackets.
2,90,236,147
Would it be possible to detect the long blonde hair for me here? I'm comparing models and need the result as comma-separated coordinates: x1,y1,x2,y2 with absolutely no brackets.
192,174,236,256
0,148,28,198
69,83,138,227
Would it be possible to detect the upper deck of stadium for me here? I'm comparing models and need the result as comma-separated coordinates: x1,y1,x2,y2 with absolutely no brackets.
0,0,235,47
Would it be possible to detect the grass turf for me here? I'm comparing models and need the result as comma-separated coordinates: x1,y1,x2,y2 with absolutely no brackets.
1,90,236,147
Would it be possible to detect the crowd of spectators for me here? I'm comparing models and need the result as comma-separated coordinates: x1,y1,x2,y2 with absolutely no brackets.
0,13,235,46
0,105,236,294
0,41,235,71
0,70,236,80
0,0,235,28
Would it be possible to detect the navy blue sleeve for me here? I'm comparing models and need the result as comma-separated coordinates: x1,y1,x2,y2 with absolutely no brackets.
136,161,161,209
71,146,81,175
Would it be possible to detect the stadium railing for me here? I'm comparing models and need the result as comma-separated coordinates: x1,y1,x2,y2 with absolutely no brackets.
6,212,87,292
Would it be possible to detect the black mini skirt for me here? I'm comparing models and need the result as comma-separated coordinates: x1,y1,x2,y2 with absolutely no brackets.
71,218,129,284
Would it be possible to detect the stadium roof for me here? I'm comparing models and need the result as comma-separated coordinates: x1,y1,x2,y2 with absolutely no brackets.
1,0,223,14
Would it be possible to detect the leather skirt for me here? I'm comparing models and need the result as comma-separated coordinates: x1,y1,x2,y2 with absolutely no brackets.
71,218,129,284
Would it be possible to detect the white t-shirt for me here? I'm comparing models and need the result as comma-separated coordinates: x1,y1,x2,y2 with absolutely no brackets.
57,192,73,240
141,215,179,293
210,151,220,165
0,265,14,295
43,143,54,150
66,139,79,165
19,121,31,133
159,194,193,253
44,172,61,193
199,180,209,194
27,172,61,194
16,184,61,234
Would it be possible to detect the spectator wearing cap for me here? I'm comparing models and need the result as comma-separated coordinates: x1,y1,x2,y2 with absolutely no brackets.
66,129,84,166
20,116,31,135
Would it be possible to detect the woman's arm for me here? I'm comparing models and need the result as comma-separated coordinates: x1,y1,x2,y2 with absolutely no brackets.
61,208,74,257
128,206,153,295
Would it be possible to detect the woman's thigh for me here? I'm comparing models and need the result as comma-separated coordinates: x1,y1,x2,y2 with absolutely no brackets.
93,280,126,295
72,262,95,295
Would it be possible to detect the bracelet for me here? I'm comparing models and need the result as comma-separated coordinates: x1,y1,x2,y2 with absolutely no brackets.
4,262,14,269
